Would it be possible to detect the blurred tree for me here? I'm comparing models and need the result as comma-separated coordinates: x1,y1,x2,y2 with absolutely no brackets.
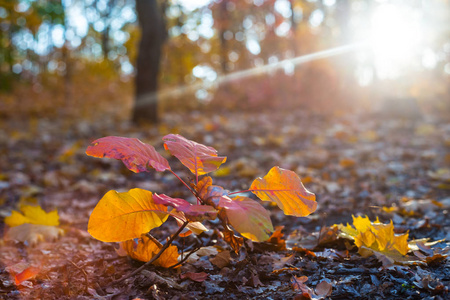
132,0,167,124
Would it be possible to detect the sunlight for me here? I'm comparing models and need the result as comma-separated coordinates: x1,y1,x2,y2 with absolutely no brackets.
369,3,423,79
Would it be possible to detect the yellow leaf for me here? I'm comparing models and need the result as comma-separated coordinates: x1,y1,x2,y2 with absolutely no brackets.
355,230,376,249
5,205,59,227
352,215,372,233
393,232,409,255
121,235,179,268
250,167,317,217
88,189,169,242
337,215,410,261
122,236,159,262
154,244,179,268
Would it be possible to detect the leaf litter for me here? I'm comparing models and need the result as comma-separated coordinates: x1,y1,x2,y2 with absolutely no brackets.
0,110,449,299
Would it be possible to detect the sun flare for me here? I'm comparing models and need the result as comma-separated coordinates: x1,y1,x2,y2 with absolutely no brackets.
369,3,423,79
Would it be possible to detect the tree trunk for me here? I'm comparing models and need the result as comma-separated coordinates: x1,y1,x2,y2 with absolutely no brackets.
132,0,166,124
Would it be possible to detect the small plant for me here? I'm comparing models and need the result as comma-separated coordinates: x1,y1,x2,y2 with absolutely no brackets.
86,134,316,280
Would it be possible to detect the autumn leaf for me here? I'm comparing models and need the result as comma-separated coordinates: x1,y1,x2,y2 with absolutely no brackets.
218,196,273,242
210,250,231,268
195,176,213,199
5,224,64,245
180,272,209,282
5,205,59,227
337,215,410,265
15,267,40,285
203,185,228,207
121,235,179,268
170,210,209,235
222,227,244,253
88,188,169,242
86,136,170,173
250,166,317,217
153,193,218,221
163,134,226,176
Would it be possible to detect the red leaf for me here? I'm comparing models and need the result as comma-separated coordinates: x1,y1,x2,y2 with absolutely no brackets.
180,272,209,282
153,194,218,221
86,136,170,173
163,134,226,176
15,267,40,285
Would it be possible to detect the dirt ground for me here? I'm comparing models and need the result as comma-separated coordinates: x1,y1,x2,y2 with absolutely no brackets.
1,109,449,299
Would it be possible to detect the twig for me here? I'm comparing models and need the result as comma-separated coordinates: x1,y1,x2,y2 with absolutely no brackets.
109,221,189,286
145,233,163,248
169,239,203,269
67,260,89,293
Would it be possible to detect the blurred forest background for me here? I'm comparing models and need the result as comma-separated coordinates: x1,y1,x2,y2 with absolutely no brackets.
0,0,449,124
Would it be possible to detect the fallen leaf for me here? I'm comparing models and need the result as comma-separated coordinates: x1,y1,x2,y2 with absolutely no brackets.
273,254,295,270
210,250,231,269
250,167,317,217
315,280,332,297
5,205,59,227
337,215,412,265
163,134,226,176
86,136,170,173
180,272,209,282
15,267,40,285
88,188,169,242
121,235,179,268
222,227,244,253
266,226,286,251
6,224,64,245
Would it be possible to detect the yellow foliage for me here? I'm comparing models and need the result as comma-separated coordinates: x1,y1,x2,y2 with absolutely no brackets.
339,215,409,256
5,205,59,227
88,189,169,242
250,166,317,217
121,235,179,268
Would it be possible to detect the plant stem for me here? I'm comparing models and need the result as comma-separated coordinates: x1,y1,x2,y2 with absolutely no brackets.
145,233,163,248
110,221,189,286
169,170,202,203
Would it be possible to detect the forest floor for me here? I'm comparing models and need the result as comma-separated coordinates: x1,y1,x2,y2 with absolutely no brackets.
0,108,449,299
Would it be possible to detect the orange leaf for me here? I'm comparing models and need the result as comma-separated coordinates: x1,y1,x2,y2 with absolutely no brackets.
195,176,213,200
15,267,40,285
222,227,244,253
267,226,286,251
86,136,170,173
163,134,226,176
88,189,169,242
250,167,317,217
121,235,179,268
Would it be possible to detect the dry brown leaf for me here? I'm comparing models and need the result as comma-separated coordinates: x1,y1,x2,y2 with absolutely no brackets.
210,250,231,269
